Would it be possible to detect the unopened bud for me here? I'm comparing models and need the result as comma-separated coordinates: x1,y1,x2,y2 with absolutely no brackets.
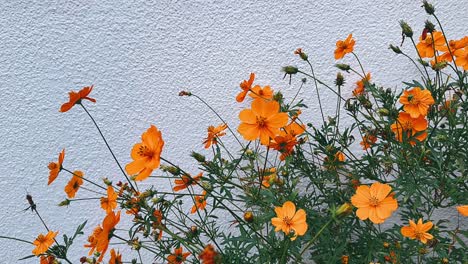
335,72,345,86
244,211,254,222
191,152,206,163
422,1,435,15
294,48,308,61
424,20,436,33
103,178,112,186
58,199,70,206
383,242,390,248
282,66,298,75
273,91,284,102
161,165,180,176
432,61,447,71
389,44,402,54
377,108,390,116
335,63,351,72
418,59,429,67
335,202,353,218
399,20,413,38
178,91,192,96
441,258,449,264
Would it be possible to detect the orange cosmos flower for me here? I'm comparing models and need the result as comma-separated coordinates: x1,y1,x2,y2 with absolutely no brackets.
109,248,122,264
360,134,377,150
249,85,274,100
416,31,445,58
64,170,84,198
126,125,164,181
271,201,308,240
236,73,255,102
353,73,371,96
32,231,58,256
391,112,428,145
191,191,207,214
335,34,355,60
238,98,288,145
399,87,434,118
101,186,118,213
152,209,164,240
260,167,277,188
457,205,468,217
203,124,227,149
199,244,220,264
85,211,121,262
401,219,434,244
351,182,398,224
454,48,468,70
167,247,191,264
60,85,96,112
40,255,55,264
173,173,202,192
48,149,65,185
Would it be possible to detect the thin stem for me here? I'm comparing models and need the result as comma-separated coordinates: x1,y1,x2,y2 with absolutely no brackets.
306,60,326,125
0,236,33,245
300,219,333,256
62,168,107,191
80,104,137,192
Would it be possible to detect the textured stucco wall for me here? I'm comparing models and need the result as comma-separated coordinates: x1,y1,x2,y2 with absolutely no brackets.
0,0,466,263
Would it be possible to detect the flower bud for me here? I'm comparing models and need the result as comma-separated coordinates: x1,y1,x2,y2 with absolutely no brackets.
244,211,254,223
335,63,351,72
399,20,413,38
103,177,112,186
161,165,180,176
335,202,353,218
341,255,349,264
383,242,390,248
191,151,206,162
190,226,199,235
58,199,70,206
432,61,448,71
178,90,192,96
441,258,449,264
273,91,284,102
335,72,345,86
418,59,429,67
294,48,308,61
389,44,402,54
422,1,435,15
424,20,436,33
202,182,213,192
377,108,390,116
282,66,298,75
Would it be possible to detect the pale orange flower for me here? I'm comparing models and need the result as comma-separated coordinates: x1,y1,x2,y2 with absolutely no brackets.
64,170,84,198
236,73,255,102
401,219,434,244
399,87,434,118
353,73,371,96
351,182,398,224
416,31,445,58
40,255,55,264
199,244,219,264
335,34,355,60
32,231,58,256
261,168,277,188
360,134,377,150
391,112,428,145
126,125,164,181
173,173,202,192
203,124,227,149
191,191,207,214
271,201,308,240
85,211,121,262
454,48,468,70
238,99,288,145
109,248,123,264
457,205,468,216
60,85,96,112
249,85,274,100
48,149,65,185
167,247,191,264
101,186,118,213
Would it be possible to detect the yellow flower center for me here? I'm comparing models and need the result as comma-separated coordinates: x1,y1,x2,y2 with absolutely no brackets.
282,216,293,227
137,145,155,158
256,116,268,128
369,196,380,207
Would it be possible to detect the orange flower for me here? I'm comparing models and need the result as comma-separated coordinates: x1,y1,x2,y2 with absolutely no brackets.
64,170,84,198
199,244,219,264
391,112,428,145
109,248,123,264
261,168,277,188
48,149,65,185
126,125,164,181
436,37,468,62
271,201,308,240
360,134,377,150
152,209,164,240
335,151,346,162
236,73,255,102
351,182,398,224
40,255,55,264
191,191,207,214
85,211,121,262
454,48,468,70
32,231,58,256
60,85,96,112
249,85,274,100
399,87,434,118
457,205,468,217
173,173,202,192
335,34,355,60
353,73,371,96
416,31,445,58
204,124,227,149
269,134,297,160
101,186,118,213
401,219,434,244
238,99,288,145
167,247,191,264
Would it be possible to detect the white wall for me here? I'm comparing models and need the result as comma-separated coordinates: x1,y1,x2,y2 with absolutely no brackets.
0,0,466,262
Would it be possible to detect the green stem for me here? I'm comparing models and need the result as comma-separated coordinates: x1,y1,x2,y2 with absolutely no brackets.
300,219,333,256
0,236,33,245
279,238,290,264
